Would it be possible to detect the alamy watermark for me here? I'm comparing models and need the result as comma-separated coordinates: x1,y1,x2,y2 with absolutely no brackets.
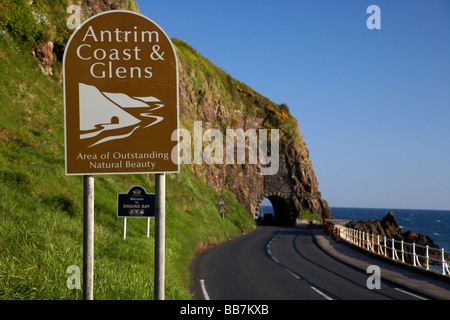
366,5,381,30
66,5,81,30
173,122,279,176
366,265,381,289
66,265,81,290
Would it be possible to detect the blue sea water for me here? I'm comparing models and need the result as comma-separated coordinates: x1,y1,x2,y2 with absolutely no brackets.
330,207,450,252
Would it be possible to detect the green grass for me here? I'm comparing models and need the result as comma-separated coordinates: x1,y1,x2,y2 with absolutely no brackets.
297,210,323,222
0,31,255,300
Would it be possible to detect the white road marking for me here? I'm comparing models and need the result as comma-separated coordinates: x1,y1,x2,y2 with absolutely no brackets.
310,286,333,300
283,266,301,279
200,279,210,300
271,256,280,264
266,231,334,300
394,287,428,300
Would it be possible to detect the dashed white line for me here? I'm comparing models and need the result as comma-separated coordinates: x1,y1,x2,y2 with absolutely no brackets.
283,266,301,280
266,231,334,300
310,286,333,300
394,287,428,300
271,256,280,264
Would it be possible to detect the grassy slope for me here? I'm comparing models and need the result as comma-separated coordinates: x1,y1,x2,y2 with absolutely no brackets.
0,31,255,299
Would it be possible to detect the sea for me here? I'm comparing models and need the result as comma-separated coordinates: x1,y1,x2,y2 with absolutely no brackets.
330,207,450,252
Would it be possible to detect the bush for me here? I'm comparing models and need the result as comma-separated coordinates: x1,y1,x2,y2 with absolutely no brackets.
265,105,288,126
278,103,290,114
0,0,49,47
297,210,322,222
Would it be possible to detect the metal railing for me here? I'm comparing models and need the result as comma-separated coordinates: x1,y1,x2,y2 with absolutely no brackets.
331,224,450,276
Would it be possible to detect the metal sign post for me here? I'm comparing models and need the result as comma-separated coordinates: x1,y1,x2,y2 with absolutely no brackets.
154,173,165,300
83,175,94,300
123,218,151,239
123,217,127,240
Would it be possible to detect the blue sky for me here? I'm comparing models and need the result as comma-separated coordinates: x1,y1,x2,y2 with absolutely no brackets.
136,0,450,210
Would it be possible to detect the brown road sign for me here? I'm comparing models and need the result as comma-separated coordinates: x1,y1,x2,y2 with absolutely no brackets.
64,11,179,175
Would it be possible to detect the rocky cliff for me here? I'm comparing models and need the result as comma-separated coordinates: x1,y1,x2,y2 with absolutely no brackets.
175,39,331,222
21,0,332,222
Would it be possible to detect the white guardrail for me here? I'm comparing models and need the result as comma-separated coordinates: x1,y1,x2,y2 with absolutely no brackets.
331,224,450,276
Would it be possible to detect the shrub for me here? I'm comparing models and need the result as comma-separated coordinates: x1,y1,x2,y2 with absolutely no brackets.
265,105,288,126
278,103,290,114
297,210,322,222
0,0,49,47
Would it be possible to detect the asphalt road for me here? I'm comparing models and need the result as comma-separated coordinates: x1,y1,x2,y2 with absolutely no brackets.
190,226,429,300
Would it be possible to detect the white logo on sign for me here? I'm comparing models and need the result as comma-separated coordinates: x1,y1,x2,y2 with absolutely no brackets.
78,83,164,147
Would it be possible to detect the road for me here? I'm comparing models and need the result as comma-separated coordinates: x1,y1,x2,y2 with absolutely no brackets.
190,226,429,300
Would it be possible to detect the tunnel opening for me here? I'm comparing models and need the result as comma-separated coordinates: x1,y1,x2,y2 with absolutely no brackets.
257,195,292,226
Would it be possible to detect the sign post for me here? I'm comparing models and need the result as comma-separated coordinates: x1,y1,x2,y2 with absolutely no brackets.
154,173,165,300
64,10,178,300
82,175,94,300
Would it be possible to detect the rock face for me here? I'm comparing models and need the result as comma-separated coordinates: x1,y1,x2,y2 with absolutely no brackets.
31,0,139,77
32,41,54,75
175,40,332,223
84,0,139,17
346,212,442,262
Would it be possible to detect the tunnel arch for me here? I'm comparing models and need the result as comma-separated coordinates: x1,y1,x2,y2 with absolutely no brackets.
256,193,295,226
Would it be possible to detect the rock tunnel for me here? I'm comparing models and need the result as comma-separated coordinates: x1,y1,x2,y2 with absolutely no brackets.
256,193,296,226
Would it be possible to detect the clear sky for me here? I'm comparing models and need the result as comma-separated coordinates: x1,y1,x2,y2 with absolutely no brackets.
136,0,450,210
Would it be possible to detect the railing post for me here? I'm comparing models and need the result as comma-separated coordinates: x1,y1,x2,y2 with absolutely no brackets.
362,232,365,249
391,239,395,260
376,235,379,254
442,248,446,275
401,240,404,262
412,243,416,266
367,232,370,250
426,245,429,270
383,237,387,256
